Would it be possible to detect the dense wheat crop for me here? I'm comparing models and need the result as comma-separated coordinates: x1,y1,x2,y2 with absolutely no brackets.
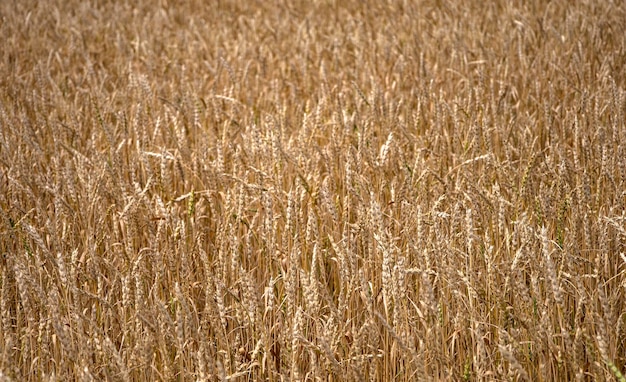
1,0,625,380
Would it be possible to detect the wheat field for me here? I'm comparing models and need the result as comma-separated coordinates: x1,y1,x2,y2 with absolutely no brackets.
1,0,625,380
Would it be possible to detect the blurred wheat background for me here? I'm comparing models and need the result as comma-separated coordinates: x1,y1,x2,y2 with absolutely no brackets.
1,0,625,380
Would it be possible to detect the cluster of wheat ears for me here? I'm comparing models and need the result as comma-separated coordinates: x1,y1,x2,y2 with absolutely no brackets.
1,0,625,380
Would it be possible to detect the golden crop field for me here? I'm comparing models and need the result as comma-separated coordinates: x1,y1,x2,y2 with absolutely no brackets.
1,0,625,380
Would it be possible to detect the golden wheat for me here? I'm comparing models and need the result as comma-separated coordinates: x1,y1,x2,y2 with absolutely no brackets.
1,0,625,380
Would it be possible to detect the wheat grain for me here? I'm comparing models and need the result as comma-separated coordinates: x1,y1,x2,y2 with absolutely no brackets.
2,0,625,379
